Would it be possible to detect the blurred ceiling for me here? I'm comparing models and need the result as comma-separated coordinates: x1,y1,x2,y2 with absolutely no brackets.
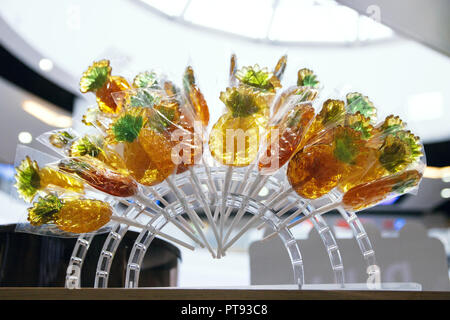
337,0,450,57
0,0,450,159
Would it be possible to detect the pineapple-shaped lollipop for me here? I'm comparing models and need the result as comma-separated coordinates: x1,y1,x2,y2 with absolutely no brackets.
44,129,128,175
27,194,112,233
258,101,315,174
272,68,320,116
107,106,176,186
209,85,269,166
183,66,210,127
57,156,138,197
342,169,422,211
79,60,131,114
15,156,84,202
287,125,368,199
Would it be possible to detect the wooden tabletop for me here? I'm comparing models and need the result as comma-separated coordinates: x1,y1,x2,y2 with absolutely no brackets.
0,288,448,300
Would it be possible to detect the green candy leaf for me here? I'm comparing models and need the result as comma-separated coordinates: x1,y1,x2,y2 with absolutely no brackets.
14,157,41,202
70,135,103,158
333,127,361,164
346,113,373,140
236,65,274,91
133,71,160,89
129,90,161,108
297,68,319,88
346,92,377,121
379,131,422,173
112,114,144,143
220,86,262,118
27,194,63,226
79,60,111,93
378,115,406,136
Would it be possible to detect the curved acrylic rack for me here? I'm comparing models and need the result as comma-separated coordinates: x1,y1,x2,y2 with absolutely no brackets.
65,166,377,288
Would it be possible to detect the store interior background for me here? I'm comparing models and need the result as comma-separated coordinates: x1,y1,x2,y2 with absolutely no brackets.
0,0,449,289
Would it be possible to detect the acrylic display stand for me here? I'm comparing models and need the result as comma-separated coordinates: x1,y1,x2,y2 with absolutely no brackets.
66,165,386,290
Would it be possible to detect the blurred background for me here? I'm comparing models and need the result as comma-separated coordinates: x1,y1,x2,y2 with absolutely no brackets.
0,0,449,289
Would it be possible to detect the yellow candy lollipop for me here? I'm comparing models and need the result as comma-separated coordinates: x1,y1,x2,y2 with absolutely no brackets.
27,194,112,234
209,86,269,166
14,156,84,202
80,60,130,114
107,107,176,186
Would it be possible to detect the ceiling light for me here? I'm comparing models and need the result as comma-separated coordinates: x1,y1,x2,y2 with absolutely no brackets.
39,58,53,71
423,166,450,179
440,188,450,199
22,100,72,128
18,131,32,144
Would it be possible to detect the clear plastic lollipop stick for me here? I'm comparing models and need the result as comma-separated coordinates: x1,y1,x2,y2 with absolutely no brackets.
261,205,308,242
222,163,255,228
218,166,234,255
223,187,295,251
188,167,221,248
110,216,195,250
202,156,218,205
258,202,341,242
147,187,197,235
166,176,216,258
134,191,204,247
222,174,268,247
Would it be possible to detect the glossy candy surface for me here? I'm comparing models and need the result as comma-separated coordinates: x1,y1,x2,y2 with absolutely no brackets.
14,157,84,202
183,66,210,126
342,170,422,211
27,194,112,233
58,157,138,197
209,86,268,166
79,60,130,114
258,103,315,174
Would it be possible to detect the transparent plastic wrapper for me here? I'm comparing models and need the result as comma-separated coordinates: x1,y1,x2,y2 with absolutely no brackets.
25,193,113,234
79,59,131,115
263,111,425,245
37,128,128,176
11,145,111,237
12,149,197,247
108,87,202,186
272,68,321,117
183,65,210,128
110,84,215,256
36,128,80,156
13,146,85,203
286,92,380,200
208,55,287,167
342,164,425,212
53,156,138,198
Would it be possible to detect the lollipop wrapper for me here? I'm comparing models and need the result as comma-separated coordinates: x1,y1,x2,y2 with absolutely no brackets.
51,156,138,198
15,218,112,238
342,161,425,212
109,86,204,183
272,85,320,117
36,128,80,156
11,145,59,201
16,194,113,238
258,99,316,175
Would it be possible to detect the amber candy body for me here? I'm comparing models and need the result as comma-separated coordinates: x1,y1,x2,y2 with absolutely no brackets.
96,76,130,114
287,144,343,199
56,199,112,233
259,105,315,173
